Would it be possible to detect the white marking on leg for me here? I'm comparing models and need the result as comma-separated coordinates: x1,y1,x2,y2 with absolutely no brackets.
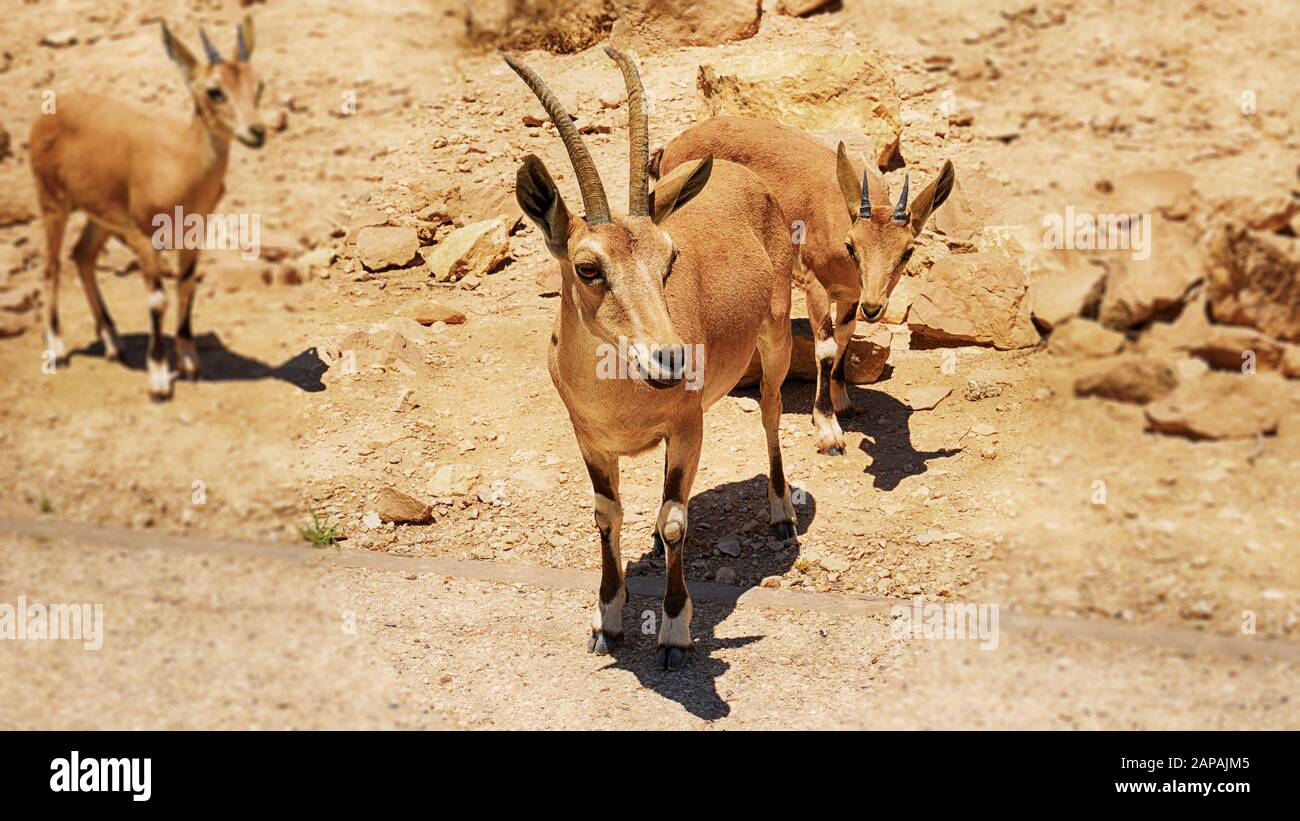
147,357,172,395
592,493,625,635
658,596,693,649
815,336,837,361
147,289,166,311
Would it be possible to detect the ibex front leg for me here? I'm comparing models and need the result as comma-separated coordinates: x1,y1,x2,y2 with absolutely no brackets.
580,443,625,655
122,231,173,401
655,415,702,670
806,276,846,455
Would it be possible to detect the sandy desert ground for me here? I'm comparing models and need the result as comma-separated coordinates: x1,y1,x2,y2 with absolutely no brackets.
0,0,1298,728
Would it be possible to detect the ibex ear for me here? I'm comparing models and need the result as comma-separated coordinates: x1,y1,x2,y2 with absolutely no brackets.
907,160,955,235
835,142,863,221
236,15,255,61
650,156,712,225
516,155,571,257
160,22,199,82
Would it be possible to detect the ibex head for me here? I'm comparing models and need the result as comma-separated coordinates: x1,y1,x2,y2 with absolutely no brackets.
161,16,267,149
508,49,711,389
835,144,954,322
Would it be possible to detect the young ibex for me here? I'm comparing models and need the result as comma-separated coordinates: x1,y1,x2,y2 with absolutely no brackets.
29,17,266,400
507,51,796,669
655,117,954,455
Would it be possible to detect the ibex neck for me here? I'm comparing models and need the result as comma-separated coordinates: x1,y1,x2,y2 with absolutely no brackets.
187,111,232,177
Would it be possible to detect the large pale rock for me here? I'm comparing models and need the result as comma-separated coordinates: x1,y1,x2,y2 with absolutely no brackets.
906,253,1039,349
1145,372,1293,440
1204,222,1300,342
427,219,509,283
776,0,837,16
842,323,894,383
1048,318,1124,359
1029,261,1106,330
1104,169,1194,220
1074,353,1178,404
426,465,482,497
1098,217,1201,329
613,0,761,49
737,318,891,386
376,487,432,524
697,51,902,150
356,226,419,272
464,0,614,54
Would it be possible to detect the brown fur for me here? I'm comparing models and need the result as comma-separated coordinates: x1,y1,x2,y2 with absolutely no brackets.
657,116,954,454
28,18,264,400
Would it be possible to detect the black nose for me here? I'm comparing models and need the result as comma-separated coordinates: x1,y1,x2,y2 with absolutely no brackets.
650,345,686,381
859,302,884,322
246,126,266,146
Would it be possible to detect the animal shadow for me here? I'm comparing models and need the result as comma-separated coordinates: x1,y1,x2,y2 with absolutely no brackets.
595,474,816,721
72,331,327,392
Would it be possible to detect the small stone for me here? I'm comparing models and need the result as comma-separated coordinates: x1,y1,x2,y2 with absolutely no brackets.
714,567,738,584
735,396,759,413
356,226,419,271
904,385,951,411
716,536,742,557
376,487,432,524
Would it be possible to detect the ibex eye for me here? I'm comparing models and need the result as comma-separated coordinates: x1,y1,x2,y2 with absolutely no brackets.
206,87,226,102
574,263,602,282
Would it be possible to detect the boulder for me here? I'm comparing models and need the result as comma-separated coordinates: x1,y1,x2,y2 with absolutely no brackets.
1103,168,1194,220
376,487,432,524
612,0,761,49
776,0,837,16
464,0,615,54
407,301,467,325
1097,216,1201,329
1028,262,1106,330
1048,318,1125,359
427,219,510,283
906,253,1039,349
356,226,419,272
1073,353,1178,404
1204,221,1300,342
737,318,891,386
697,50,901,150
1145,373,1293,440
842,323,893,383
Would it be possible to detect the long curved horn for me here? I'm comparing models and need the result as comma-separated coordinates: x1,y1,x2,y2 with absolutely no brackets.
237,25,249,61
603,46,649,217
504,55,611,225
199,27,222,64
892,173,910,224
859,169,871,219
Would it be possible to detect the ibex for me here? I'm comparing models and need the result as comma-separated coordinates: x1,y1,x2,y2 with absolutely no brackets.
507,51,796,670
655,117,954,455
29,17,266,400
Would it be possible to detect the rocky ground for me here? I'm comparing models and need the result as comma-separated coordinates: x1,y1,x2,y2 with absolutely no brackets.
0,0,1298,728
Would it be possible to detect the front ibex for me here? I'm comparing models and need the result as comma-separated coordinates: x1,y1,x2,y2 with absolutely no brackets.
507,50,796,669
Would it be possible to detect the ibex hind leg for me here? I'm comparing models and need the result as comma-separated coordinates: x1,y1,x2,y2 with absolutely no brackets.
756,315,796,540
36,192,69,364
71,221,122,361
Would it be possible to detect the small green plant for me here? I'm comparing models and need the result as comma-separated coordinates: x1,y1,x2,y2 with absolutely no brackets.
299,510,339,548
38,493,53,514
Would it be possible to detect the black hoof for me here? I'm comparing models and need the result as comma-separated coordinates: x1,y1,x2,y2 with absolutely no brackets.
587,630,622,655
149,393,171,403
770,521,796,541
825,445,844,457
655,645,691,671
652,532,665,557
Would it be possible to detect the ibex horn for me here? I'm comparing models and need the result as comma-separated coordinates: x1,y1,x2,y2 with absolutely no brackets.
199,27,222,65
892,173,910,224
504,55,612,225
